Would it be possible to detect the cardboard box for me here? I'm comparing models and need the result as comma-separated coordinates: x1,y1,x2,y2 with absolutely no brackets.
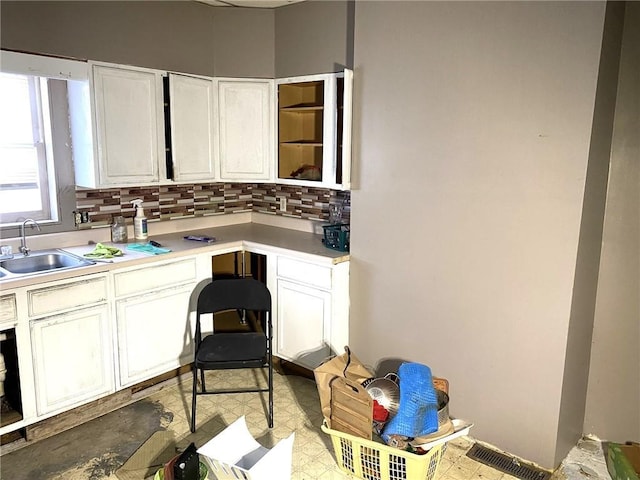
606,442,640,480
115,431,177,480
197,416,294,480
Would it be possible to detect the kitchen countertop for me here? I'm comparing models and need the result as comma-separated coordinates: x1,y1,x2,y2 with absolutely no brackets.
0,223,349,289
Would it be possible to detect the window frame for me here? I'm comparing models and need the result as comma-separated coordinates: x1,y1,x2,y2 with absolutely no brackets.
0,73,57,225
0,50,88,238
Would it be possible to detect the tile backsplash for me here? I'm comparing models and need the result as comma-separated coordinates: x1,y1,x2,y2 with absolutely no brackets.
75,183,350,229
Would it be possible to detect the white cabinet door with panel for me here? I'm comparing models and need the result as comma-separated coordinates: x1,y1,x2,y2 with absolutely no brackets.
216,79,274,182
169,73,216,182
113,257,198,387
276,278,332,370
72,62,165,187
272,255,349,370
30,305,114,416
115,283,196,387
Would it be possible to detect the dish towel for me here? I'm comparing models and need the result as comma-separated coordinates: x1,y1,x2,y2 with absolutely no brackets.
382,362,439,443
84,243,123,259
127,243,172,255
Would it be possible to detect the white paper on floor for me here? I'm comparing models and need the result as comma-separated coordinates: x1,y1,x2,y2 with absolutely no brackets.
197,416,295,480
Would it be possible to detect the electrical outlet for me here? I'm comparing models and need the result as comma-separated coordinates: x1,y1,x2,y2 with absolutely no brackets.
279,197,287,212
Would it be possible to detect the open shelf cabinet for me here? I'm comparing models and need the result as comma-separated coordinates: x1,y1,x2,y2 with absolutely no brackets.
276,70,352,189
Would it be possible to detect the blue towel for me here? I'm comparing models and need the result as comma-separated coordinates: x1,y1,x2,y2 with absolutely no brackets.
127,243,171,255
382,362,439,442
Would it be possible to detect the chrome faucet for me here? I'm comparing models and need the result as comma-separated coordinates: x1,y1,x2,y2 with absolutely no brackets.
20,219,41,256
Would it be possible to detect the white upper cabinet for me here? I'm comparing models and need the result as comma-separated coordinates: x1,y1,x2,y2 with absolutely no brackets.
215,78,274,182
68,59,353,190
71,63,166,188
275,69,352,190
168,73,216,182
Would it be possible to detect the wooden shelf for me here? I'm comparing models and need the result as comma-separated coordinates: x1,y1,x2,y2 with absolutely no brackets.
278,79,326,181
281,105,324,112
280,141,323,146
279,81,323,108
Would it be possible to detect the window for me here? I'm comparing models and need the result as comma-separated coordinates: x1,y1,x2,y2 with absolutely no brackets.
0,50,87,233
0,72,58,225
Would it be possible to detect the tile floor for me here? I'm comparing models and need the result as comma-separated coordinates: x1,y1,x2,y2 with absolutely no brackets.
2,368,607,480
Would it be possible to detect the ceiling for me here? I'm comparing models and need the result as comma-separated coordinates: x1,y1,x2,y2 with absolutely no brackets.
196,0,304,8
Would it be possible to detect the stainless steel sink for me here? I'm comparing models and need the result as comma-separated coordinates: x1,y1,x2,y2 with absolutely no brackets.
0,249,95,276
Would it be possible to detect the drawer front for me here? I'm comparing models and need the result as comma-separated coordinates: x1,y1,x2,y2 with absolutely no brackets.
28,277,108,317
277,256,332,290
0,294,17,324
114,257,197,297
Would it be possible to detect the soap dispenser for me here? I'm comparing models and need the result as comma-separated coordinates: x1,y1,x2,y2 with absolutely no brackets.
132,199,148,242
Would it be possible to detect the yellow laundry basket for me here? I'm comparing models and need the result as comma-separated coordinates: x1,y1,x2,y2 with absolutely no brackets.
321,422,446,480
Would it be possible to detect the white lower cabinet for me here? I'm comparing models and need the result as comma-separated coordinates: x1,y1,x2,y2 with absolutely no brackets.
272,255,349,370
5,246,347,437
30,304,114,416
112,257,199,388
26,274,113,417
115,283,196,387
276,279,332,369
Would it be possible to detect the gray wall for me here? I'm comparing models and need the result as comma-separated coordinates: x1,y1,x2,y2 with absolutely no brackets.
275,0,351,77
350,1,607,468
212,7,275,78
0,0,353,79
0,1,274,78
584,2,640,441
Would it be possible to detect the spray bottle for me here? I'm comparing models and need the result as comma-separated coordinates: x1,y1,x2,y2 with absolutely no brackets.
132,199,148,242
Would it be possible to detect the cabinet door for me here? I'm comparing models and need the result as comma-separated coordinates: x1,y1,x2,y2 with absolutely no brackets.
275,279,331,370
169,73,216,182
116,283,195,387
216,79,273,181
92,64,165,185
334,68,353,190
30,305,114,416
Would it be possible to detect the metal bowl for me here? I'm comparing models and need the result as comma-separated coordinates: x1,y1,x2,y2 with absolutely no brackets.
437,389,450,426
364,376,400,417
